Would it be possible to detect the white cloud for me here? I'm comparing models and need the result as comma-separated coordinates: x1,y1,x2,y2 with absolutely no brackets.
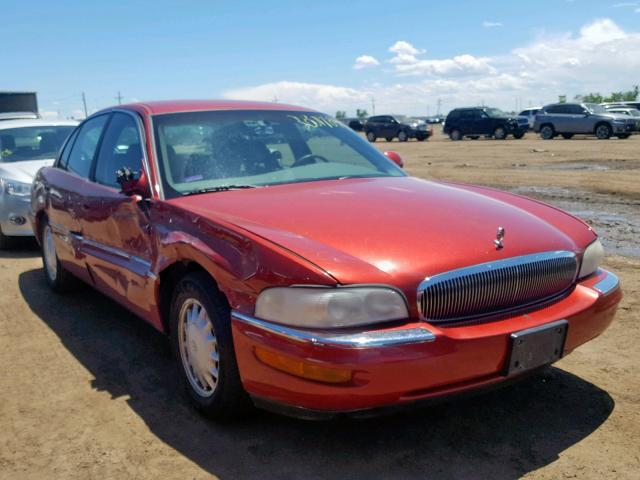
223,81,370,111
353,55,380,69
388,40,423,56
482,21,503,28
222,19,640,116
39,110,59,120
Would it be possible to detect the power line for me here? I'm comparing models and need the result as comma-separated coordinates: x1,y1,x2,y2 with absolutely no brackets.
115,91,123,104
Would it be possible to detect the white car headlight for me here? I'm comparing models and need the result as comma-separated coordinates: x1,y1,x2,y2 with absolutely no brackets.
1,179,32,197
579,239,604,278
255,286,409,329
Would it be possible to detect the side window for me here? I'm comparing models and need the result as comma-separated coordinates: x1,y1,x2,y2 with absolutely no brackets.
94,113,143,188
545,105,561,114
568,105,585,114
58,128,79,169
369,116,381,123
447,110,460,120
66,115,109,178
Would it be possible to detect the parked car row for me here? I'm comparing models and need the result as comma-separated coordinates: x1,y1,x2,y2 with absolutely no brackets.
0,114,77,247
0,101,624,423
364,115,433,142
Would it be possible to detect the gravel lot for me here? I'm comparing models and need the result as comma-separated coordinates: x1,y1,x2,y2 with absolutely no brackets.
1,129,638,479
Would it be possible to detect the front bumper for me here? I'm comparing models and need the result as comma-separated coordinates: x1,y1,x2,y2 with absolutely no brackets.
231,269,621,417
0,193,34,236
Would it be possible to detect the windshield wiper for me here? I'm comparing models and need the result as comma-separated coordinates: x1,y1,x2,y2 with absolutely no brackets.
182,184,260,196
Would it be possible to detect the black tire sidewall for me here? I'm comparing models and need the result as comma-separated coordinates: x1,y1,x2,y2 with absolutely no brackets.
366,131,376,142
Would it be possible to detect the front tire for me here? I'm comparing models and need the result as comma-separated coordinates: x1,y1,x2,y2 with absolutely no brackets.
513,132,525,139
40,219,78,293
595,123,612,140
561,133,574,139
617,134,630,139
170,271,249,420
366,131,377,142
493,126,507,140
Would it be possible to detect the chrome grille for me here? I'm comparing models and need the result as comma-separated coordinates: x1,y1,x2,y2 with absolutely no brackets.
417,251,578,324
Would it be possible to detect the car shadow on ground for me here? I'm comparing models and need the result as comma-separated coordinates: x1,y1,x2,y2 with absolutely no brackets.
19,267,614,480
0,238,39,258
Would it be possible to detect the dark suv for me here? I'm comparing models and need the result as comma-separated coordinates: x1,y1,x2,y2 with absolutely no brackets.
364,115,432,142
443,107,528,141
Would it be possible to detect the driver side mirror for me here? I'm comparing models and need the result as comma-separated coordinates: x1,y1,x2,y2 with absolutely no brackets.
384,151,404,168
116,167,151,199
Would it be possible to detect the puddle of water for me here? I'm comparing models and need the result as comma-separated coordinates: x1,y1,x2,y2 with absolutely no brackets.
507,186,640,258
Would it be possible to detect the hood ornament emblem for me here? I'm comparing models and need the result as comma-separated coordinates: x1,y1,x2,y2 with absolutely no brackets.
494,226,505,249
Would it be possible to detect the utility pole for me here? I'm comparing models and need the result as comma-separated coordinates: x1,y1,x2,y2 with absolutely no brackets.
115,91,123,104
371,96,375,115
437,98,442,115
81,92,88,118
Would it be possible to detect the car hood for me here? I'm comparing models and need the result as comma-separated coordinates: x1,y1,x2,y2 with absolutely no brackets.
0,159,54,183
170,177,595,288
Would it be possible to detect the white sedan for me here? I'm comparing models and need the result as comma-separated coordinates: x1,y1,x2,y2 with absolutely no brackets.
0,116,77,248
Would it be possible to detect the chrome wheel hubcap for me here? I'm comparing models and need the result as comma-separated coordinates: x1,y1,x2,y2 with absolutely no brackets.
178,299,219,397
43,225,57,282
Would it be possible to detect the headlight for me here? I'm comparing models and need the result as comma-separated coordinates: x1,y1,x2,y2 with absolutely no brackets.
1,179,31,197
579,239,604,278
255,286,409,328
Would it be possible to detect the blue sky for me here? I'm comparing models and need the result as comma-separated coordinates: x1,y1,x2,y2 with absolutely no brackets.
3,0,640,117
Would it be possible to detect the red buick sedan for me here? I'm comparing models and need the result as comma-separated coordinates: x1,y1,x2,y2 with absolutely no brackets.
30,100,621,420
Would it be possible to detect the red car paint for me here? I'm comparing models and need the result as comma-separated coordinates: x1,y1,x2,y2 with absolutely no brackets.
30,100,621,415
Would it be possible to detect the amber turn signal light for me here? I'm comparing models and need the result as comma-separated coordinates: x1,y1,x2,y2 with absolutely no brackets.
254,347,353,384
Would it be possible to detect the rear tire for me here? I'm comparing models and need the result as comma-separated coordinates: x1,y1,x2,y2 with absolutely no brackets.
469,136,480,140
366,131,377,142
595,123,612,140
617,134,630,139
385,137,394,142
40,219,79,293
561,133,574,139
513,132,525,139
398,131,408,142
449,129,462,141
540,125,555,140
170,271,250,421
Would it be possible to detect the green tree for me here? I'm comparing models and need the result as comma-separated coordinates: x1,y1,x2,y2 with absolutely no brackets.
576,93,604,103
335,111,347,121
356,109,368,120
558,95,567,104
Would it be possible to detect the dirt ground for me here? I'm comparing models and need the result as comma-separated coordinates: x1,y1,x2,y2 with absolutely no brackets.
1,129,638,479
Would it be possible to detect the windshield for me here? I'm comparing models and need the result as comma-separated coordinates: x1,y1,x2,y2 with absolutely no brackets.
153,110,405,198
394,115,420,124
585,103,608,114
0,125,75,163
484,108,509,118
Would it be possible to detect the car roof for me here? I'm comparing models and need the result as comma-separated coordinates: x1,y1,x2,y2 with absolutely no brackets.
97,99,316,116
0,118,78,130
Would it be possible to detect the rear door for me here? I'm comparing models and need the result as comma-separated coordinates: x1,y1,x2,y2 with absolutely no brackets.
79,111,155,318
47,114,110,280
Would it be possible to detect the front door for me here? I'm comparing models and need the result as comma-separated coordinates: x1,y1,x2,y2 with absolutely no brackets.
78,112,156,319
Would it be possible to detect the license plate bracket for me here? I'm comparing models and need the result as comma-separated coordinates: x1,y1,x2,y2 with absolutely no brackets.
506,320,568,376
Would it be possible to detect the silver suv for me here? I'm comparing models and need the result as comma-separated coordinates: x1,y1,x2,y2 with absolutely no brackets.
533,102,637,140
